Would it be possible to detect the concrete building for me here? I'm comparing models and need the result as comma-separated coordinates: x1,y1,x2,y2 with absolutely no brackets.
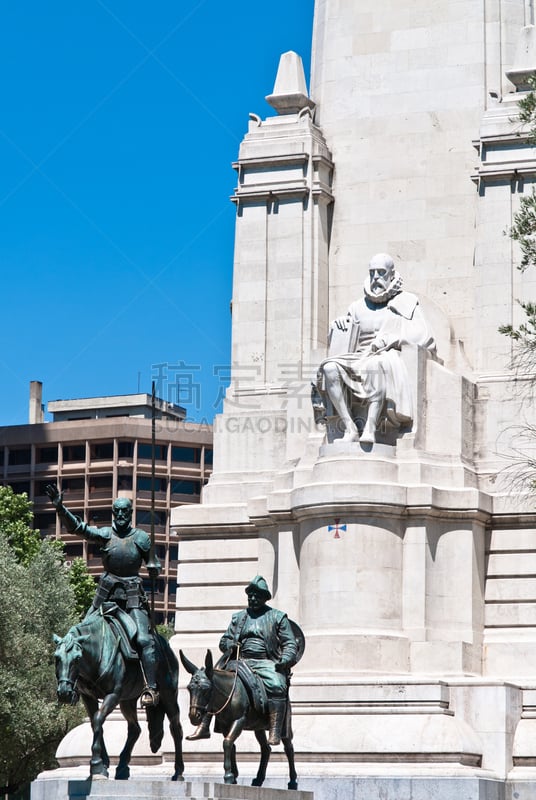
1,382,213,625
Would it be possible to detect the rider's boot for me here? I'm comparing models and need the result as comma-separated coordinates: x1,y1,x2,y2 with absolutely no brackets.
267,699,287,746
186,713,212,740
140,643,159,708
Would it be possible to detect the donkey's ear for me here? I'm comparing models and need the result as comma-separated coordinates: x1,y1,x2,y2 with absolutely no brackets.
53,633,62,645
179,649,198,675
205,649,214,678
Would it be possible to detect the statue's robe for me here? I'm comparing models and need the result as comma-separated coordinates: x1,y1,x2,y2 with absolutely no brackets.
318,290,435,427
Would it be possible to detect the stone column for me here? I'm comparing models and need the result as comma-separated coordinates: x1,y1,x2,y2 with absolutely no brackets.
204,52,334,504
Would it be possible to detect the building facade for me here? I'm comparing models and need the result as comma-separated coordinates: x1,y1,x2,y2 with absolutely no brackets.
1,385,213,625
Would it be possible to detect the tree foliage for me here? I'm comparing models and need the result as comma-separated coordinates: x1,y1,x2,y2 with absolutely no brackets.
502,81,536,345
500,80,536,490
0,487,84,794
504,75,536,286
68,557,95,620
517,75,536,142
506,190,536,274
0,487,40,566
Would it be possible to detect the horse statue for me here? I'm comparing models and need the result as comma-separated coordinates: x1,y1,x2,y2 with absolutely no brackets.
179,649,298,789
54,606,184,781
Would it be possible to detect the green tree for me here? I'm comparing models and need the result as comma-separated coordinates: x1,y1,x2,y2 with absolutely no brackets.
0,488,83,795
499,79,536,490
504,75,536,334
67,557,95,620
156,621,175,641
0,487,40,566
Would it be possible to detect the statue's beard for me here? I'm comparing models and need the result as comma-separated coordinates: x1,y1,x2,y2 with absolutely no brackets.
363,271,403,304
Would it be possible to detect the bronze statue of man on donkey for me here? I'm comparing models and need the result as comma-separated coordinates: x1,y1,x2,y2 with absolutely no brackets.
180,575,305,788
187,575,299,747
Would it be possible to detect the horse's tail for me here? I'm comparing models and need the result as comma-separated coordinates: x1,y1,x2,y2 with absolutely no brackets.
146,703,166,753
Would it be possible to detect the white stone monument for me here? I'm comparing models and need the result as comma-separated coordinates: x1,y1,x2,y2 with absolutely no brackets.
169,5,536,799
45,4,536,799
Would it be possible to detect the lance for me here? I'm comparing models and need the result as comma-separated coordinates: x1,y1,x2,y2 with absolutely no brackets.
147,380,158,634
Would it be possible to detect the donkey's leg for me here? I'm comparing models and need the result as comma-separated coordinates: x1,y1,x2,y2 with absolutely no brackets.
89,692,120,778
222,718,246,784
230,742,238,783
115,700,141,780
283,735,298,790
252,729,271,787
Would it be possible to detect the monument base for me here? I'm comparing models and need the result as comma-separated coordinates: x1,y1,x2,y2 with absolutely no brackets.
31,769,313,800
32,767,529,800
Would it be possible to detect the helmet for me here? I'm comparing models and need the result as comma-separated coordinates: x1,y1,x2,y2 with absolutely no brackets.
245,575,271,601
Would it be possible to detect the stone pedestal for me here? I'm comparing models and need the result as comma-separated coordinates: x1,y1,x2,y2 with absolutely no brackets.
31,772,313,800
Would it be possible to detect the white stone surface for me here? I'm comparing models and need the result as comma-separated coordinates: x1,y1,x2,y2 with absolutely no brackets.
31,774,313,800
55,2,536,794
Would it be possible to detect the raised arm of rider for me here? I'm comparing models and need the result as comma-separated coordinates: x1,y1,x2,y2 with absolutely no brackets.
45,483,84,535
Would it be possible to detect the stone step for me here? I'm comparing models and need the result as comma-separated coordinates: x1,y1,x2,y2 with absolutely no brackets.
31,778,312,800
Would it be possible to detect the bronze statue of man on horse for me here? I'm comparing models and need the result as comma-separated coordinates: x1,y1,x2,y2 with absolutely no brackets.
46,483,161,707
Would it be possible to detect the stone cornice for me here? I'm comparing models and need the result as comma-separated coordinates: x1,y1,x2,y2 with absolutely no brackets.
231,150,334,206
231,185,309,205
245,484,494,526
472,161,536,183
232,153,334,171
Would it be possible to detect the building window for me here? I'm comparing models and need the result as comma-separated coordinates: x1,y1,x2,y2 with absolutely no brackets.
137,477,167,493
36,445,58,464
63,444,86,462
171,479,201,496
138,443,168,460
91,442,113,460
36,479,55,497
8,447,31,466
142,577,165,594
118,441,134,459
171,446,199,463
136,509,167,526
7,480,31,495
89,475,113,492
62,477,85,492
89,508,110,526
204,448,213,465
118,474,133,490
64,543,84,558
33,512,56,532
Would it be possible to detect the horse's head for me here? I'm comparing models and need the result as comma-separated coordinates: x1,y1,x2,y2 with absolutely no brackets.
53,629,89,705
179,649,214,725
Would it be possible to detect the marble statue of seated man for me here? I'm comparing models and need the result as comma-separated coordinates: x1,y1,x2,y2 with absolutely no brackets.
315,253,436,444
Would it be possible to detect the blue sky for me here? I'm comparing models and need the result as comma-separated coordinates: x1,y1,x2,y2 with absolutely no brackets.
0,1,313,426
